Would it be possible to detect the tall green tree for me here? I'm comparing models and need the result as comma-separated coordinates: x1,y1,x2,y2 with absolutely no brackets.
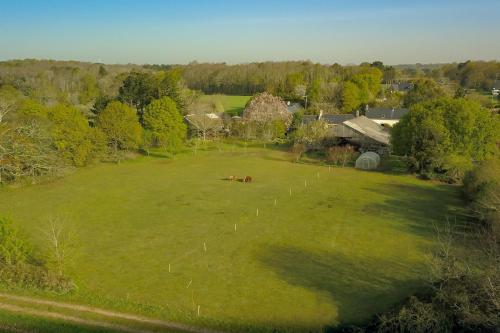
391,98,499,180
142,97,186,152
118,72,156,119
97,101,142,154
403,79,446,107
47,104,100,166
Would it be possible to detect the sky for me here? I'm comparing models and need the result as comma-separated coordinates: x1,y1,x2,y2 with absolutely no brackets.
0,0,499,65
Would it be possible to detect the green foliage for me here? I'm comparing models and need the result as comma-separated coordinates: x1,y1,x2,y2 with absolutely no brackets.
340,67,383,112
97,101,142,153
0,118,61,183
341,81,361,113
0,217,73,293
403,79,446,107
78,73,99,104
391,98,499,181
118,72,156,117
47,104,98,167
155,70,185,111
463,159,500,234
292,120,329,145
16,99,47,118
143,97,187,151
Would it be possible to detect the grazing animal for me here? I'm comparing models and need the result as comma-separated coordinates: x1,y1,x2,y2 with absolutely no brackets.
228,176,235,181
244,176,252,183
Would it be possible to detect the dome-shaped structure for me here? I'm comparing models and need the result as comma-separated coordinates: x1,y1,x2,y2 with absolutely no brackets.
355,152,380,170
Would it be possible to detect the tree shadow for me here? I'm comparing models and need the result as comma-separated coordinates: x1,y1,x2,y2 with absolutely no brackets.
256,245,426,330
362,183,469,238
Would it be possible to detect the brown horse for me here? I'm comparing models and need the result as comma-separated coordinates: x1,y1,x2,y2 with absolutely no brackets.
243,176,252,183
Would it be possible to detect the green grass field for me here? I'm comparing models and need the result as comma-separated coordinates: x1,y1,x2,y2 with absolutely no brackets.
0,145,464,332
200,95,251,116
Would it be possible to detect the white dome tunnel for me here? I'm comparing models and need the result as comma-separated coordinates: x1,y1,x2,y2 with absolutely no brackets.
355,152,381,170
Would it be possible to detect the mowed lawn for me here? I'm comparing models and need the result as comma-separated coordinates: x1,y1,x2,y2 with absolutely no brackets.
0,146,464,332
200,94,251,116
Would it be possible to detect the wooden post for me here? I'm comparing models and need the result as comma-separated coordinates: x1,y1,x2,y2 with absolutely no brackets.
203,242,207,252
197,305,200,316
256,208,259,217
168,264,171,273
274,198,277,206
289,188,292,196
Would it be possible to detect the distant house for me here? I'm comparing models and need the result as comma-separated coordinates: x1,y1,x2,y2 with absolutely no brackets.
389,82,414,93
365,107,409,126
493,81,500,96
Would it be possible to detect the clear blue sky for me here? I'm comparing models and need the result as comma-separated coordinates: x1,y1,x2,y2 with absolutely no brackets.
1,0,499,65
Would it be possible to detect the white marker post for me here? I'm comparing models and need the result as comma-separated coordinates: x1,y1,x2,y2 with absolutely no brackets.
197,305,200,317
234,223,237,231
274,198,277,206
304,179,307,188
256,208,259,217
203,242,207,252
168,264,171,273
289,188,292,196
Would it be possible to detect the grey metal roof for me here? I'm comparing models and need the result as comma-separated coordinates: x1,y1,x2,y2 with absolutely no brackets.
390,82,414,91
302,114,355,125
287,103,303,113
321,114,355,124
342,116,390,145
365,108,409,120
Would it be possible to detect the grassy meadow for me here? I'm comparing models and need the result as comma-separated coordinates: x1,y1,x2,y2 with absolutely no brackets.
0,144,464,332
199,95,251,116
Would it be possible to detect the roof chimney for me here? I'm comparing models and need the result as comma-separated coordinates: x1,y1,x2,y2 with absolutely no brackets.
318,110,323,120
355,110,360,117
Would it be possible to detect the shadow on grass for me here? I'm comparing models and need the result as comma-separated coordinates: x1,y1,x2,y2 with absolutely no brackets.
256,245,425,331
362,183,468,238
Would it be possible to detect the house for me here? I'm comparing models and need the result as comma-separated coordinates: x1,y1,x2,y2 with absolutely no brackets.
493,81,500,96
364,107,409,126
389,82,414,93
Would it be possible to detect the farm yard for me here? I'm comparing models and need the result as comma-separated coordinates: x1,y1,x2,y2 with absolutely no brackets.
0,145,465,332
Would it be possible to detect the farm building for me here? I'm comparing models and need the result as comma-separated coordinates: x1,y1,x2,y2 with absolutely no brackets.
302,112,391,154
332,116,390,152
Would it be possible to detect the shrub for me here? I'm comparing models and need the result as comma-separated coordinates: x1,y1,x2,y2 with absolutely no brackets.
97,101,142,156
326,146,358,167
290,143,306,162
463,159,500,235
0,217,74,294
391,98,499,181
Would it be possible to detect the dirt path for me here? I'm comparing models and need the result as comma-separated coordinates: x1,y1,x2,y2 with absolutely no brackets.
0,293,223,333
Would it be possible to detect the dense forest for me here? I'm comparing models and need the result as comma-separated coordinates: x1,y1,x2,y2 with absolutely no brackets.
1,59,499,117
